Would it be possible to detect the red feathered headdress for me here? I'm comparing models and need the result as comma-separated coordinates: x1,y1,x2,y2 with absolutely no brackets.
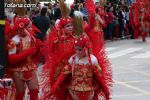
57,0,73,29
74,35,90,48
5,19,16,41
86,0,96,14
12,17,41,42
13,17,30,30
96,6,104,12
58,17,73,28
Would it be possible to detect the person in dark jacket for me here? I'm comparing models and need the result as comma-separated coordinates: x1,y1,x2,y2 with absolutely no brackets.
53,3,61,21
33,7,50,41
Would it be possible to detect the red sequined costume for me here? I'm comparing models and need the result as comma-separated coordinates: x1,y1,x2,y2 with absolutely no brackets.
41,0,112,99
40,17,76,100
140,0,150,42
6,16,41,100
85,1,112,99
49,35,110,100
130,0,150,42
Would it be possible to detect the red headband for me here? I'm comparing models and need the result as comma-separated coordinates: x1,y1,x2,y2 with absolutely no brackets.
75,35,90,48
58,17,73,28
14,17,31,30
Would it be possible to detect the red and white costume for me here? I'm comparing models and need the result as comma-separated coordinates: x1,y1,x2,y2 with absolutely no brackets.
85,0,112,96
41,0,112,100
6,17,41,100
40,17,76,100
48,35,110,100
130,0,150,42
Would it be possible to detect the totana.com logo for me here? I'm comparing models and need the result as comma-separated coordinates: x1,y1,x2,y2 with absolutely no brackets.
5,3,37,8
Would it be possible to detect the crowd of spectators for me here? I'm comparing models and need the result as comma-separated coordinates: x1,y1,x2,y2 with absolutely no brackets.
24,0,149,41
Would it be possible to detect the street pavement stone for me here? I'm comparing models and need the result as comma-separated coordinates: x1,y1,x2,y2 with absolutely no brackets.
106,37,150,100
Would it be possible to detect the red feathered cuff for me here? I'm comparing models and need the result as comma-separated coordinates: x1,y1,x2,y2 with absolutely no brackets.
143,14,150,21
8,47,37,64
50,72,68,95
93,66,110,100
74,35,90,48
58,17,73,29
86,0,96,14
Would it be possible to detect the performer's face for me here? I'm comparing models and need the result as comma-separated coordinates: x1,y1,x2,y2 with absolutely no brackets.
64,23,73,34
20,31,26,37
75,46,86,57
26,23,32,30
98,8,104,15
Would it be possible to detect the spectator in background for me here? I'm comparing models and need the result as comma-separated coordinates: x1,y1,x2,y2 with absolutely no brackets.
124,6,130,38
30,8,40,21
47,3,54,21
105,6,115,40
79,3,88,18
53,3,61,21
125,6,134,39
95,2,100,8
33,7,50,41
73,1,80,11
37,2,42,11
112,5,120,39
118,7,125,39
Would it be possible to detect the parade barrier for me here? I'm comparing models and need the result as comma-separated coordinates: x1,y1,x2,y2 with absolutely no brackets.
0,78,15,100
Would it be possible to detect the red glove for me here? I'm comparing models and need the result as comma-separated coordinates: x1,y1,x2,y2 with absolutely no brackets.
94,67,110,100
86,0,96,14
35,39,43,48
8,47,37,64
50,73,67,95
43,72,68,99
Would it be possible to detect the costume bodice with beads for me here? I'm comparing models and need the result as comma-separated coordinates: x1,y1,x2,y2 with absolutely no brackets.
59,35,75,55
63,54,100,92
9,35,36,71
51,33,75,61
69,64,94,91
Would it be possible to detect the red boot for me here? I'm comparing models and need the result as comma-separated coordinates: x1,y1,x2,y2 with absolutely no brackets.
16,92,24,100
29,89,39,100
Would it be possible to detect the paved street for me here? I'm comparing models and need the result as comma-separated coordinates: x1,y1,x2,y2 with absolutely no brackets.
105,37,150,100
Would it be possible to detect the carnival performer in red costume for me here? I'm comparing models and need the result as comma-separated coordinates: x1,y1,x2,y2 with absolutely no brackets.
85,1,112,99
5,0,41,99
41,0,112,100
139,0,150,42
129,1,141,39
40,0,75,99
8,17,40,100
130,0,150,42
49,35,109,100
